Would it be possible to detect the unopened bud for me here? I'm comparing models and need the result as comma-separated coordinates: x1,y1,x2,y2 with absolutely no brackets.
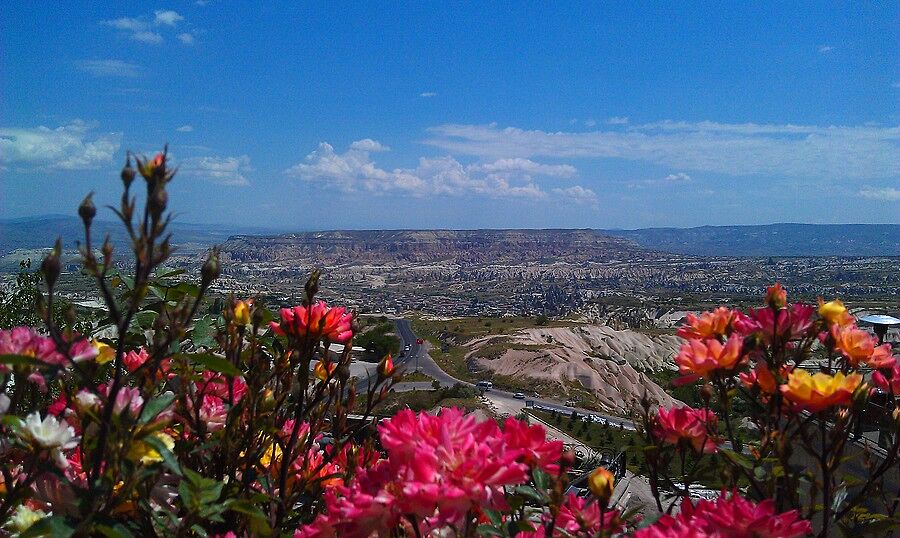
852,383,871,408
41,239,62,289
233,300,251,326
149,187,168,217
305,270,320,300
892,407,900,428
587,467,615,506
765,282,787,310
700,383,714,404
378,354,394,378
121,157,136,188
261,388,275,412
559,449,576,469
201,249,220,285
251,303,266,326
78,193,96,227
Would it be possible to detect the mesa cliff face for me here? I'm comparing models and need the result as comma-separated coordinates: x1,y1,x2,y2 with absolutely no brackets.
219,229,653,265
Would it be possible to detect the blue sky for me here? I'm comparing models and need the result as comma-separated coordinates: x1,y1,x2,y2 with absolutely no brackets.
1,2,897,229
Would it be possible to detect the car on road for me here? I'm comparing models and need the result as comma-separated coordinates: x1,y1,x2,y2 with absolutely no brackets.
416,338,424,344
476,380,493,390
513,392,525,399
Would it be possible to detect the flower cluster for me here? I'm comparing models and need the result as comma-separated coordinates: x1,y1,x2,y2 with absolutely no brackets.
635,492,811,538
298,408,565,536
652,405,720,454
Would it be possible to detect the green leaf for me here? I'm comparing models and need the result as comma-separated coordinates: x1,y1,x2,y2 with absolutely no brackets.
179,353,240,377
190,316,216,348
532,468,549,490
475,525,503,537
19,516,74,538
513,485,545,503
720,447,754,470
227,500,273,536
139,392,175,425
134,310,159,330
0,354,40,367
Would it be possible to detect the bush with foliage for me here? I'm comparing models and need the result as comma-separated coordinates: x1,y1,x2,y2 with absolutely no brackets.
0,151,897,537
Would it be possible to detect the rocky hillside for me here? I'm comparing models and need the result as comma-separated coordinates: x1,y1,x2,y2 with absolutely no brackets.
465,325,681,414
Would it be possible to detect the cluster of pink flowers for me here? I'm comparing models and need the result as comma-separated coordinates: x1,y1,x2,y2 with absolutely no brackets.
652,405,721,454
270,302,353,343
0,327,98,368
634,491,811,538
0,327,97,391
297,408,563,537
515,493,624,537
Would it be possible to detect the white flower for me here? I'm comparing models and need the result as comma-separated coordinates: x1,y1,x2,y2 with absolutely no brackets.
74,389,100,412
18,412,79,469
21,412,78,450
0,393,10,416
5,504,47,534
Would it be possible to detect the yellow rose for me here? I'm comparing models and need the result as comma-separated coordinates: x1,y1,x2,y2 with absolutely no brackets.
127,431,175,465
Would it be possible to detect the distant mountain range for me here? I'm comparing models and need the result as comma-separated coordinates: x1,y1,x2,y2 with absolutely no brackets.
601,223,899,257
0,215,257,258
2,216,897,261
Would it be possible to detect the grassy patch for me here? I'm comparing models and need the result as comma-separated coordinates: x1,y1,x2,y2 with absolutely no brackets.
370,383,489,416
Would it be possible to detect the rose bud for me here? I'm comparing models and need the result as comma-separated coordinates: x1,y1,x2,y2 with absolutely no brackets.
588,467,615,506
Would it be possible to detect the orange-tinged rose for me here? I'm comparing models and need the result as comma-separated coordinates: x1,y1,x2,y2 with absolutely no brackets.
587,467,614,504
780,370,861,413
766,282,787,309
378,354,394,377
818,298,854,327
92,339,115,364
675,335,745,379
677,307,736,340
830,325,894,368
233,300,251,326
314,360,336,382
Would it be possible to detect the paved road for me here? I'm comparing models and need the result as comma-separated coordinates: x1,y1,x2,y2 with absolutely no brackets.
392,318,636,431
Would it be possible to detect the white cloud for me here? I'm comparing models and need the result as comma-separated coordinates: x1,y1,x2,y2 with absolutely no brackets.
818,45,834,53
606,116,630,125
664,172,691,182
0,120,121,171
131,31,164,44
103,17,145,31
424,121,900,180
584,119,597,127
858,187,900,202
75,59,141,78
176,125,194,132
349,138,389,152
419,92,438,98
102,10,188,44
182,155,252,186
154,10,184,26
286,140,592,204
551,185,598,205
468,157,576,177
